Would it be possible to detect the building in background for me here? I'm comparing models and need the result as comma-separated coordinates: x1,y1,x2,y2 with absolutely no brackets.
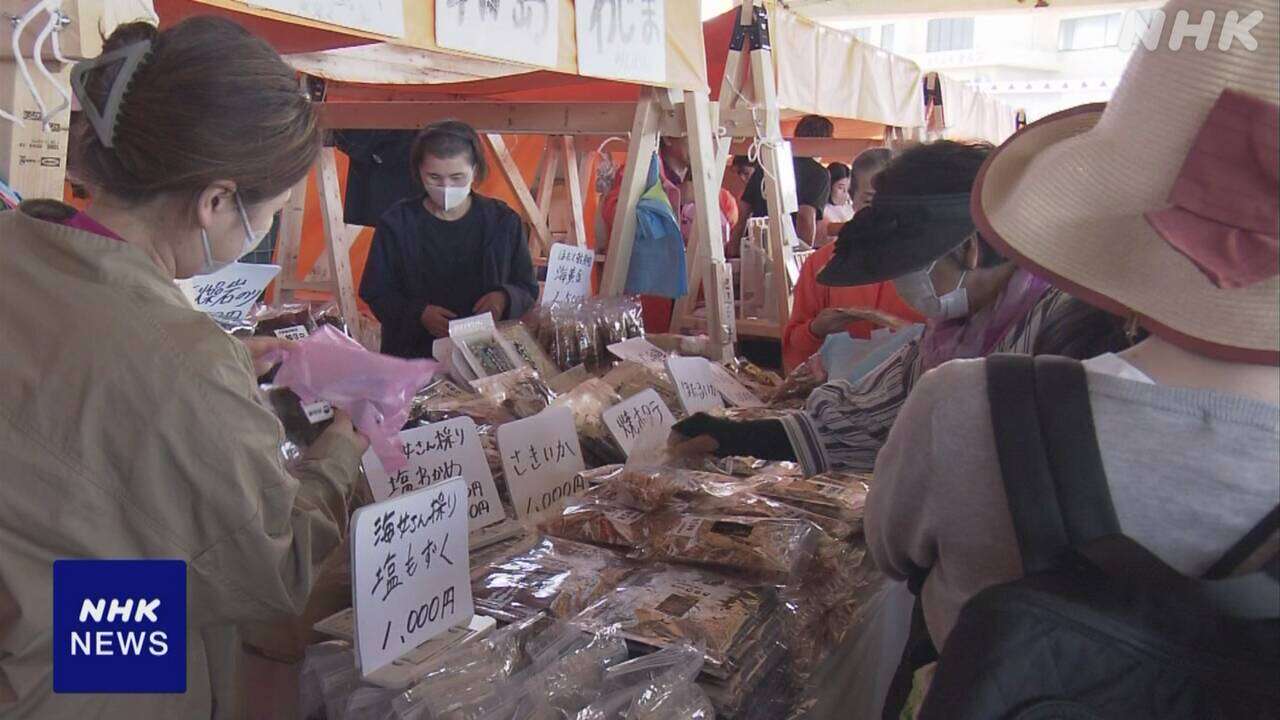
806,2,1163,121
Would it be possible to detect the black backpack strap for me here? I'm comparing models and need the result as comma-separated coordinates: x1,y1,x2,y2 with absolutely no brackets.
985,355,1119,574
1204,504,1280,580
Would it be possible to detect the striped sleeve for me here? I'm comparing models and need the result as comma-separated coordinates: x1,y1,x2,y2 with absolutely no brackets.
779,340,924,475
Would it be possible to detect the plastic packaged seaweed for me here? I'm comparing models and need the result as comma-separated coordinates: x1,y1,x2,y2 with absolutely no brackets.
540,501,652,550
252,302,316,340
450,313,527,378
586,466,743,513
575,642,713,720
747,473,871,531
641,514,821,583
601,362,684,421
471,365,557,419
499,320,561,379
552,378,625,466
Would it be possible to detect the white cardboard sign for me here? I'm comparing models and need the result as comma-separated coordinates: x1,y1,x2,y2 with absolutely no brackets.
496,406,587,520
435,0,558,68
176,263,280,325
708,363,764,408
351,477,473,677
361,417,504,530
541,243,595,305
575,0,667,84
247,0,405,38
603,389,676,457
666,356,725,415
607,337,668,368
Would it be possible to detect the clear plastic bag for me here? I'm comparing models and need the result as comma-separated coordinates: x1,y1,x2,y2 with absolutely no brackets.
472,536,639,622
746,472,871,531
585,466,744,513
540,501,652,549
299,640,354,720
471,365,557,419
640,514,821,583
552,378,625,466
498,320,561,379
600,362,683,421
575,642,712,720
768,353,827,409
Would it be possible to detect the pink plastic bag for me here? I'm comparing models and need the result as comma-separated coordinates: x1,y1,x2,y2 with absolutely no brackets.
269,326,436,472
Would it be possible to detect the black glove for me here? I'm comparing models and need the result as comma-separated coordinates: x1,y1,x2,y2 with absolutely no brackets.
671,413,796,461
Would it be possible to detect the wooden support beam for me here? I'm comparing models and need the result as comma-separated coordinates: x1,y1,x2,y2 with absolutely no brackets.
315,147,364,344
600,88,661,297
484,133,553,254
534,137,561,255
562,136,589,248
272,174,310,305
317,101,687,136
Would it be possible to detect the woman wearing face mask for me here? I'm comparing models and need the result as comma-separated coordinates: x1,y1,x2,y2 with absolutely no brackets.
0,19,368,718
822,162,856,227
674,141,1130,474
360,121,539,359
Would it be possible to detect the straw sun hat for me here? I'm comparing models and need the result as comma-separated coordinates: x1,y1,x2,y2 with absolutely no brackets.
973,0,1279,364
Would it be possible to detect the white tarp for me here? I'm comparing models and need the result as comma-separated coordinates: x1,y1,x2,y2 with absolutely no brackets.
773,9,925,129
937,73,1019,145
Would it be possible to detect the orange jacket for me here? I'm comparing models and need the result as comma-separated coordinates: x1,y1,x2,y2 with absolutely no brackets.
782,242,924,372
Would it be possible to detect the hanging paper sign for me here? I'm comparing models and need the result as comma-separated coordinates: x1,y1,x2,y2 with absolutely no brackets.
603,389,676,457
607,337,668,368
351,477,473,677
707,363,764,408
666,356,725,415
575,0,668,84
541,243,595,305
175,263,280,326
361,417,504,530
496,406,587,520
246,0,406,38
435,0,558,69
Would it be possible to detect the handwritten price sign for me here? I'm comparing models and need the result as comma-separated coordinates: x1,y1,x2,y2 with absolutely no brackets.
496,406,587,520
361,417,505,531
708,363,764,408
542,243,595,306
175,263,280,325
603,389,676,457
435,0,558,68
350,477,473,677
607,337,668,369
575,0,667,84
666,356,726,415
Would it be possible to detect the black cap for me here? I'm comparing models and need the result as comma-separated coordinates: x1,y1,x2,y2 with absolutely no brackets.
816,193,975,287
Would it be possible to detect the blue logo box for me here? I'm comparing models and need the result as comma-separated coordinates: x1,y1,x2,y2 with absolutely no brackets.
53,559,186,694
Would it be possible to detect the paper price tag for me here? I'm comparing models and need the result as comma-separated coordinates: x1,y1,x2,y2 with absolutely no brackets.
351,477,473,677
273,325,310,341
607,337,668,368
602,389,676,457
541,243,595,306
362,417,504,531
666,356,726,415
175,263,280,325
303,401,334,424
707,363,764,408
496,406,587,521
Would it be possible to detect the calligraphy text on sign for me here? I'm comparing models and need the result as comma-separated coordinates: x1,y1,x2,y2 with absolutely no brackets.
362,417,504,531
666,356,726,415
603,389,675,457
707,363,764,408
542,243,595,306
607,337,668,368
576,0,668,84
435,0,558,68
176,263,280,324
496,406,587,520
351,478,473,676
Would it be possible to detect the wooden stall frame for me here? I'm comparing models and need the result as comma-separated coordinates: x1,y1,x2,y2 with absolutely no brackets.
276,85,738,360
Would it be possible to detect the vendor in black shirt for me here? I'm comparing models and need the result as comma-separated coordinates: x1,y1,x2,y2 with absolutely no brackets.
739,114,834,246
360,121,538,359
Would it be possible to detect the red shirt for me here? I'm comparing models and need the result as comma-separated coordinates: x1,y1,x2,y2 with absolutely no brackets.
782,242,924,372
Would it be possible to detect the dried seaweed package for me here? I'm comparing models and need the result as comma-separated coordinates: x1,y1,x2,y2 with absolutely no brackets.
408,378,516,429
450,312,527,378
619,295,646,339
498,321,561,379
594,466,743,513
251,302,317,340
262,385,334,463
472,536,640,623
312,301,348,336
685,491,855,540
552,378,625,466
641,514,821,583
471,366,556,419
571,564,775,679
540,501,652,550
601,362,684,421
705,456,804,479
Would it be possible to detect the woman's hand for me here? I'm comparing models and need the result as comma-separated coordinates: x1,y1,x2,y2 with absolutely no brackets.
421,305,458,338
238,336,296,376
320,408,370,454
809,307,910,338
472,290,509,321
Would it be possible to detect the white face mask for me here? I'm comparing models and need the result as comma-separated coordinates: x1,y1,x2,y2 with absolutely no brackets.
893,260,969,320
196,192,270,276
426,183,472,212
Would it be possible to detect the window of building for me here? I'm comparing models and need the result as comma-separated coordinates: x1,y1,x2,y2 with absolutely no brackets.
926,17,975,52
849,26,872,43
1058,12,1124,50
880,23,896,51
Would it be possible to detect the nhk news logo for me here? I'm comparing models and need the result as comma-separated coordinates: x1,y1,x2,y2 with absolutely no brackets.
52,560,186,694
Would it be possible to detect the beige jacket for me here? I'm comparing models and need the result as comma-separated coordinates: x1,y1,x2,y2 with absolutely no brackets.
0,203,364,719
